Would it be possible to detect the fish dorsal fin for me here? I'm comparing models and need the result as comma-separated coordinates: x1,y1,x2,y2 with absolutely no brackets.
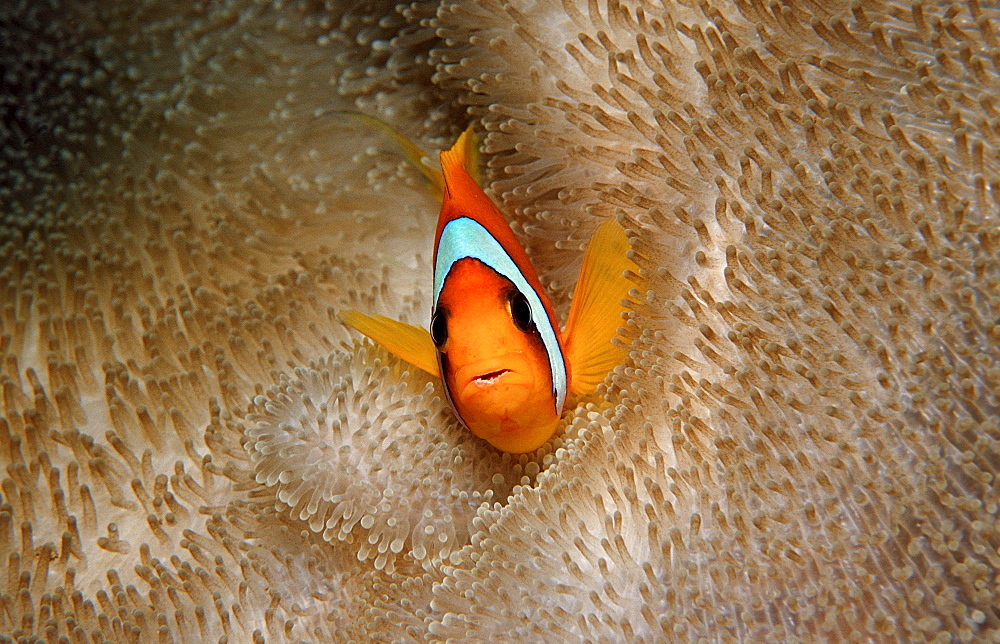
561,218,637,396
339,310,440,378
331,111,445,200
438,125,481,187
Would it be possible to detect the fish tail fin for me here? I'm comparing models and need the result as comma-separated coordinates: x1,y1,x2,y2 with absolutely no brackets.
438,125,482,187
562,218,638,396
329,110,445,199
339,310,440,378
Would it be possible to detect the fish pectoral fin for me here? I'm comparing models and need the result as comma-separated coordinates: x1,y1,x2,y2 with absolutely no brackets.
339,310,440,378
562,218,639,396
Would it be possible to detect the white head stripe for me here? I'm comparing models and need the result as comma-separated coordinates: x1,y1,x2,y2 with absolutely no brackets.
433,217,567,412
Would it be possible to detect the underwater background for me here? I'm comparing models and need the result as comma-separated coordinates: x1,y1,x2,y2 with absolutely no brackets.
0,0,997,640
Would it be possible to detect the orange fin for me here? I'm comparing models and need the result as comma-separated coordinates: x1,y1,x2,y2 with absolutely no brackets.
328,111,445,199
562,218,637,396
438,125,482,187
339,310,440,378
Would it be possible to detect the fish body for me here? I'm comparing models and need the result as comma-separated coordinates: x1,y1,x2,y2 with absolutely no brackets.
341,124,636,453
430,130,567,452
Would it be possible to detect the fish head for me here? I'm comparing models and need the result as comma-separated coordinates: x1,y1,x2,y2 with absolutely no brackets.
432,257,561,453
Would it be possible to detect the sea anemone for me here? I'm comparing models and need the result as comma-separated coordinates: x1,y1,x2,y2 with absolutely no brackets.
1,0,997,641
245,343,527,574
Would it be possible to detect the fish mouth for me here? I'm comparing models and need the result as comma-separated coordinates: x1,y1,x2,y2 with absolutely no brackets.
454,355,533,399
472,368,511,384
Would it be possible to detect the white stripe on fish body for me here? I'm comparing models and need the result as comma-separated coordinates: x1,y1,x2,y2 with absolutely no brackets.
433,216,568,413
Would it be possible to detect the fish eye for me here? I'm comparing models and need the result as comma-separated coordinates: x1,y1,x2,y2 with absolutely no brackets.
507,291,533,332
430,309,448,348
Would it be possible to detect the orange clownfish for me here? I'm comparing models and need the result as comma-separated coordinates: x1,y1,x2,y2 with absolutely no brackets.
341,124,636,453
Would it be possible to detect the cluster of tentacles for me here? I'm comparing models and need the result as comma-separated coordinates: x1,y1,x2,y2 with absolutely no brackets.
0,0,997,640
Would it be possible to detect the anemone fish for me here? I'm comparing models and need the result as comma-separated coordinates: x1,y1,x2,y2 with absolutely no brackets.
341,123,637,453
